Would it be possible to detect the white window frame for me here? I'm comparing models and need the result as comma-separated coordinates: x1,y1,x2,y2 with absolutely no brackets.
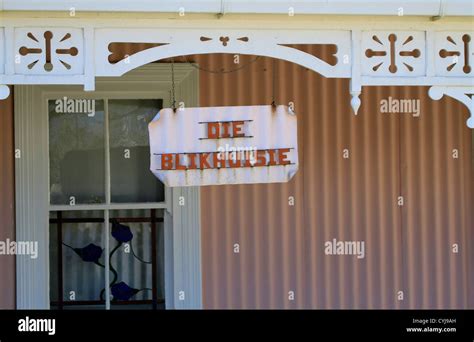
14,64,202,309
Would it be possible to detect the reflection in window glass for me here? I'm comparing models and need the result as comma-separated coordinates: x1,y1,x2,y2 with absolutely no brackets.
49,99,105,205
109,99,164,203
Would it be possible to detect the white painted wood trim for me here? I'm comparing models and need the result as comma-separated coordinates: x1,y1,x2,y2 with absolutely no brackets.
14,85,50,309
429,86,474,128
0,15,472,127
49,203,168,211
14,64,203,309
168,67,202,309
2,0,473,16
171,186,202,309
164,210,175,309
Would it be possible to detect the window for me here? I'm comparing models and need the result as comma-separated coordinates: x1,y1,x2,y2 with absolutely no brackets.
15,65,201,309
48,97,166,310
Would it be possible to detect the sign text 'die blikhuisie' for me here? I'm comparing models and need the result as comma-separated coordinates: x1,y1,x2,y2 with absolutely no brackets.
148,105,298,187
158,120,292,170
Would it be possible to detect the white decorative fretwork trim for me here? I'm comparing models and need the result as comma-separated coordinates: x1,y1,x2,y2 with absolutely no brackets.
0,17,473,127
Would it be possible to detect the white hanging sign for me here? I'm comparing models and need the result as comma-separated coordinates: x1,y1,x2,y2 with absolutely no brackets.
149,105,298,187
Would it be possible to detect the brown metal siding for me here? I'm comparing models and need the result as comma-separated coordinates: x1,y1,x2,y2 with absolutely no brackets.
0,86,16,309
189,52,473,309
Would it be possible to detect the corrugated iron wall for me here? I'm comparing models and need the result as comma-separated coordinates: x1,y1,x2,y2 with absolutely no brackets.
186,50,473,309
0,86,16,309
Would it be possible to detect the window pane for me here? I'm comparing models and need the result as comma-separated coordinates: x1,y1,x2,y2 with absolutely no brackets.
109,99,164,203
50,210,105,310
49,210,165,310
49,99,105,205
109,209,165,309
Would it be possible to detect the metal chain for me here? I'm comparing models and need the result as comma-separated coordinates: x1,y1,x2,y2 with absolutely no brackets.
171,58,176,112
180,54,261,74
175,55,276,107
272,58,276,108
